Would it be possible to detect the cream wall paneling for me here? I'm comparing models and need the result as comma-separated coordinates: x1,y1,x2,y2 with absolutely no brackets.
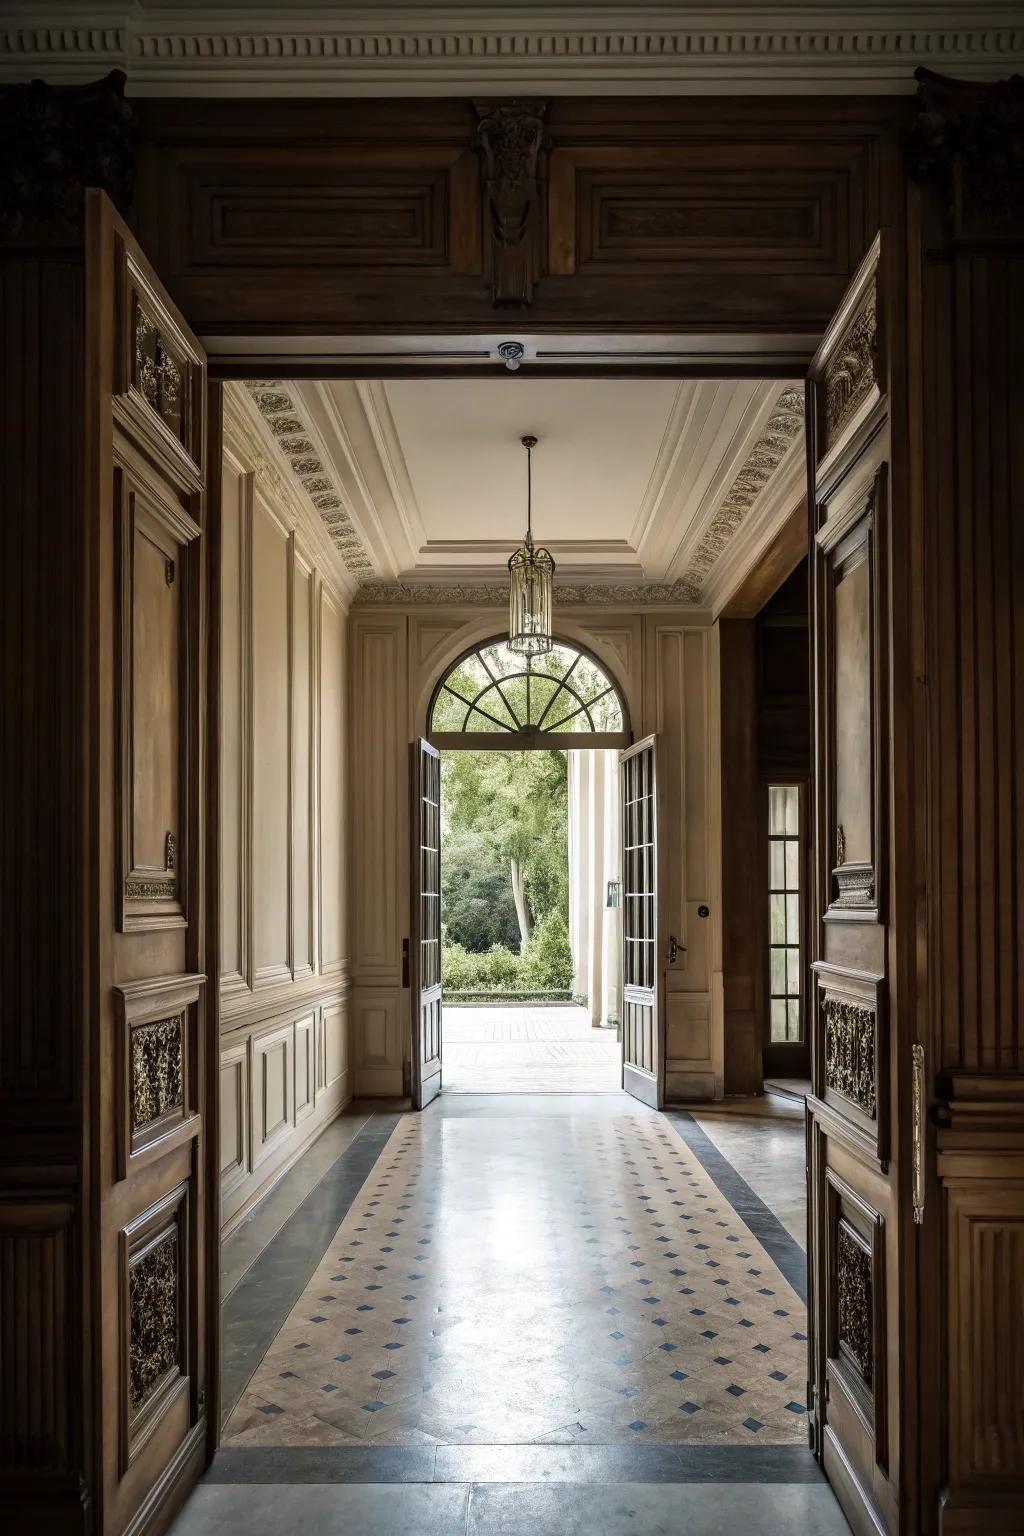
319,583,347,981
251,487,293,989
219,446,254,1001
218,987,353,1235
352,989,404,1100
348,603,721,1100
291,538,317,983
350,616,408,985
218,417,354,1233
220,421,351,1022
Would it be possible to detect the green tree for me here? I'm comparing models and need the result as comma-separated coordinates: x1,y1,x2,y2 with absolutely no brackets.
441,749,569,957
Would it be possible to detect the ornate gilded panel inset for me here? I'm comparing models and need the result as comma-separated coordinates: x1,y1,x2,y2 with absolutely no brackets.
124,875,178,902
128,1228,179,1416
130,1014,183,1132
836,1220,872,1387
824,278,877,449
133,300,186,441
824,997,876,1116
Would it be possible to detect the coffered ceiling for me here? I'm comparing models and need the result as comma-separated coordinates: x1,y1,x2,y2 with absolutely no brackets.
238,375,806,610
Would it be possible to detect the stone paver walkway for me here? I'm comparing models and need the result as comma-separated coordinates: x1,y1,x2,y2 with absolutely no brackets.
443,1005,621,1093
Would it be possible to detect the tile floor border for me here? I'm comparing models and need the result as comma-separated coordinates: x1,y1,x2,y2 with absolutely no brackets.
170,1479,851,1536
221,1111,405,1421
204,1442,824,1485
664,1110,808,1304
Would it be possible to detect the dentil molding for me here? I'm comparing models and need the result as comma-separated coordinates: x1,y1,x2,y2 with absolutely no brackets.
1,5,1022,96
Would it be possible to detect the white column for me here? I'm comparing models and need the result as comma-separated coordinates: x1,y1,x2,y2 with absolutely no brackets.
568,749,622,1027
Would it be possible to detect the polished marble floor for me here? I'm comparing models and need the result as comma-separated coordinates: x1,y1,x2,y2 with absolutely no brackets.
686,1096,806,1249
223,1097,808,1448
170,1478,849,1535
443,1006,621,1093
171,1093,846,1536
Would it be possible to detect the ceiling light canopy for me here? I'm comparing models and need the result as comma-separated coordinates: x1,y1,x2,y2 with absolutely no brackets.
508,434,555,656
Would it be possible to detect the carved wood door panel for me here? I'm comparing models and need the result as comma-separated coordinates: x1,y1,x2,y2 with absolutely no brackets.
411,739,442,1110
620,736,661,1107
806,232,907,1535
86,191,210,1534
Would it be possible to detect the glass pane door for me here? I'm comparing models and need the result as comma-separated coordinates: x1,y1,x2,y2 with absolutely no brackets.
768,784,802,1043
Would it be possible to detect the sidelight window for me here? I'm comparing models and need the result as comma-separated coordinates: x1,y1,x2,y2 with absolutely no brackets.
768,784,803,1043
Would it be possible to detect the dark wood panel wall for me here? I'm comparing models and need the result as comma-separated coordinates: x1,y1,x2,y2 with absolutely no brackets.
131,95,893,340
906,72,1024,1533
716,618,763,1097
0,250,88,1529
1,67,1022,1536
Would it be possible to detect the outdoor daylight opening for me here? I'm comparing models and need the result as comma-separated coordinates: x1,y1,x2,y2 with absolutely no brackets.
429,636,630,1093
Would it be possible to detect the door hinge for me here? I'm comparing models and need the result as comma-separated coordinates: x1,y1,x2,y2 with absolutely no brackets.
402,937,410,988
165,556,175,585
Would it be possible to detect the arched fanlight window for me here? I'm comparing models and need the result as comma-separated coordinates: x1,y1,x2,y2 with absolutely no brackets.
429,636,630,750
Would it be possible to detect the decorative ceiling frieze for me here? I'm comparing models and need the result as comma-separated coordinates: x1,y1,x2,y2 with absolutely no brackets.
244,380,375,580
352,578,699,609
2,8,1021,95
675,386,805,602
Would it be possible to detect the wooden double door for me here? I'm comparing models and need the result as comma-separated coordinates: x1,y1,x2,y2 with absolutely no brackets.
85,191,215,1535
803,233,910,1534
8,189,928,1536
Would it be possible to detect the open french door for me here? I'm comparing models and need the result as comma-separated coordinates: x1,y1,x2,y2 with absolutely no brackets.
411,739,443,1109
86,190,212,1532
619,735,662,1107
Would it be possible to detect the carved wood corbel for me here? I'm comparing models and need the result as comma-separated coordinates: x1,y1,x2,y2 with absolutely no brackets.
472,97,549,307
905,68,1024,242
0,68,135,240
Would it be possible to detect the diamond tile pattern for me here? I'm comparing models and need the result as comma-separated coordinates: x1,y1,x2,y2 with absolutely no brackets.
224,1112,806,1447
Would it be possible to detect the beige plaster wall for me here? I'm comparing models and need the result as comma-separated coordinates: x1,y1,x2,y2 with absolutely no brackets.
348,605,723,1101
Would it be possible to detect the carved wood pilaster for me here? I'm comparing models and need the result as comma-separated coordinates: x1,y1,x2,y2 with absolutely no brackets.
0,69,134,240
472,98,549,307
906,68,1024,242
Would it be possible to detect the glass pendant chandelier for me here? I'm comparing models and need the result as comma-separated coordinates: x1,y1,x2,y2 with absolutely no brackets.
508,434,555,655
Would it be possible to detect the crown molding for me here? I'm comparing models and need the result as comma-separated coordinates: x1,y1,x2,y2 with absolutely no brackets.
242,379,379,584
223,383,357,607
701,424,807,617
1,5,1021,96
674,385,805,602
353,575,702,609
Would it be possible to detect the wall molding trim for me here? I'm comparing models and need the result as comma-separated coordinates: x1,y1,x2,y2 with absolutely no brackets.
353,577,697,609
225,384,358,605
1,7,1022,96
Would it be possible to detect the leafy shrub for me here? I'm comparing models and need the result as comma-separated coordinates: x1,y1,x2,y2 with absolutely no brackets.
521,910,574,990
443,909,573,994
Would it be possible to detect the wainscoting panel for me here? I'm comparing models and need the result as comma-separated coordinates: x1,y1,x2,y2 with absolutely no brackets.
353,990,404,1099
251,1021,293,1173
220,988,352,1236
0,1199,76,1478
218,397,352,1237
